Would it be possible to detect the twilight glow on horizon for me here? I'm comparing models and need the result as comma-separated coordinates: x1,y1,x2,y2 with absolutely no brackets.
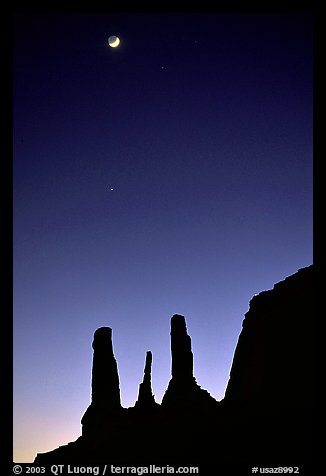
13,12,313,463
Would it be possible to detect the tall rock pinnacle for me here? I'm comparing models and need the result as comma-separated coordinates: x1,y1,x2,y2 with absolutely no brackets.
135,351,157,408
170,314,194,380
81,326,121,434
91,327,121,408
162,314,216,408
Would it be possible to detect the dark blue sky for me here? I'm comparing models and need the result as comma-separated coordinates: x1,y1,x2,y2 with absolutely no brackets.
13,12,313,462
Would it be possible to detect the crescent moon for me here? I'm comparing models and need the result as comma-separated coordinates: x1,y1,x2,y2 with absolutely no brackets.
108,36,120,48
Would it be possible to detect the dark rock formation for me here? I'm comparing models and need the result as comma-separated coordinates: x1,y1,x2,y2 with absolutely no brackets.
223,265,314,411
34,266,315,473
81,327,121,435
217,265,315,469
161,314,217,409
170,314,194,379
135,351,157,408
91,327,121,408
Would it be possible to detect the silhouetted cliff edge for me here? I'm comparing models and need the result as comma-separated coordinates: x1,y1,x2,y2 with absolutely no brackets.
34,265,314,472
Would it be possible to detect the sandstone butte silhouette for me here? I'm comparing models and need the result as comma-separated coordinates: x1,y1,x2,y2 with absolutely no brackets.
34,266,314,472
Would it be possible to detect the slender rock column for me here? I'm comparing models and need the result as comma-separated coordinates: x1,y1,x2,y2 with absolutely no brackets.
171,314,194,380
135,351,156,407
91,327,121,408
162,314,216,408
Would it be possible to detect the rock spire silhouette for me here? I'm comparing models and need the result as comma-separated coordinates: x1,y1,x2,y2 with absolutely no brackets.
135,351,157,408
161,314,216,408
81,327,121,435
91,327,121,408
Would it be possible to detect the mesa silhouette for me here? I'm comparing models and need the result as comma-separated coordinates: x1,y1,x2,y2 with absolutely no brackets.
34,266,314,471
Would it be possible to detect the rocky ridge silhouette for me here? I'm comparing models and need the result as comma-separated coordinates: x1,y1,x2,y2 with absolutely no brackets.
34,265,314,472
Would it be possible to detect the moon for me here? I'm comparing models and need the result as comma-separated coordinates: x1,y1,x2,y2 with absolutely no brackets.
108,36,120,48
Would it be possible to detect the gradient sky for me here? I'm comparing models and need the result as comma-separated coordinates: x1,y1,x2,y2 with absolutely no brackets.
13,12,313,463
